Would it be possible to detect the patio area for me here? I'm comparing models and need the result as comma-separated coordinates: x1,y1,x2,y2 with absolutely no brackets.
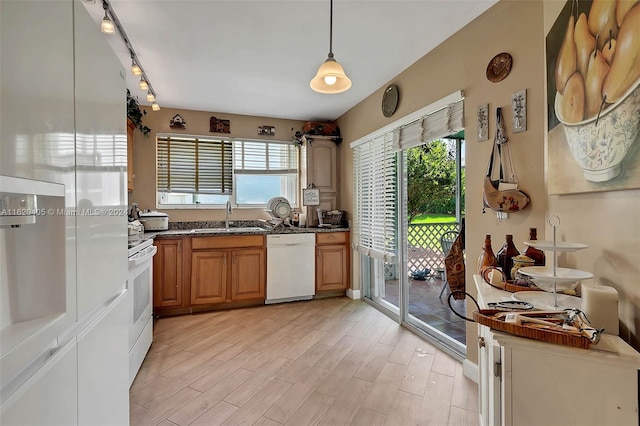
383,275,467,345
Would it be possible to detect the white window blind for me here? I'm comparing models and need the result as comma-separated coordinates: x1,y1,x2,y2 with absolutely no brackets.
233,140,298,174
157,136,232,194
395,98,464,150
353,132,398,262
352,91,464,262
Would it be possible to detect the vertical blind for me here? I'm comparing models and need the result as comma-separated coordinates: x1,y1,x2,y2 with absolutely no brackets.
352,93,464,260
353,132,398,261
157,136,232,194
233,140,298,174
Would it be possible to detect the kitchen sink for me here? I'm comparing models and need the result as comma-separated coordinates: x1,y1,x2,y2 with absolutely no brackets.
189,227,265,234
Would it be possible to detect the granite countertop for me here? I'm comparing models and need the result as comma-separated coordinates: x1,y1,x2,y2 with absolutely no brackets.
134,220,349,240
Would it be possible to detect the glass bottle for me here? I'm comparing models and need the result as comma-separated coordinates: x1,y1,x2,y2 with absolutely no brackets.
497,234,520,280
477,234,498,274
524,227,545,266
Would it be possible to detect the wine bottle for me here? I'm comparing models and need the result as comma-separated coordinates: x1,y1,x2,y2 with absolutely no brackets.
524,227,546,266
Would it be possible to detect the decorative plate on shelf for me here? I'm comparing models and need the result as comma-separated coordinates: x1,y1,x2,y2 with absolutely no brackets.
523,240,588,252
382,84,399,117
486,52,512,83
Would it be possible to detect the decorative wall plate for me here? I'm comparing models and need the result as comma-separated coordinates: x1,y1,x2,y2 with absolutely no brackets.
382,84,399,117
486,53,513,83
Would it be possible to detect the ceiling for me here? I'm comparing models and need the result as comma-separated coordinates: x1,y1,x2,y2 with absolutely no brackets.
84,0,498,121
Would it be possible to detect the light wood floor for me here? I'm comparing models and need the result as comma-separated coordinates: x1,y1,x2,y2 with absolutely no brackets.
130,297,478,426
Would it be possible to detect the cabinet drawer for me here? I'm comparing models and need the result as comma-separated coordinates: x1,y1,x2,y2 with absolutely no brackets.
192,235,264,250
316,232,347,245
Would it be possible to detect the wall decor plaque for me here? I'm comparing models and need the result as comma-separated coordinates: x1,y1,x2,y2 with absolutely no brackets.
302,188,320,206
169,114,186,129
512,89,527,133
478,103,489,141
210,116,230,133
258,125,275,136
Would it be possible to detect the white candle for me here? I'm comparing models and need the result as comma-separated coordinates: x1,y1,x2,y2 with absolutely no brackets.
581,282,619,335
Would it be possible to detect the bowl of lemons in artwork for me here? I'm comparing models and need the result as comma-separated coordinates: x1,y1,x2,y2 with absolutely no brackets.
554,2,640,182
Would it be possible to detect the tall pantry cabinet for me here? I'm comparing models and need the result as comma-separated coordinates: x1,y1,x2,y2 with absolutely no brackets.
301,137,339,227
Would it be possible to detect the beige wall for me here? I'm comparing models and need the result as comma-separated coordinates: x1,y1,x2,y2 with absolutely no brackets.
129,106,305,222
337,0,547,365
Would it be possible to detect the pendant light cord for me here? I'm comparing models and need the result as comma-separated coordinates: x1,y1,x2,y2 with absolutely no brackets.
329,0,333,56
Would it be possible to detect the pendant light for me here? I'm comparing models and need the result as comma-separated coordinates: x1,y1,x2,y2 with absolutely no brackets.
151,102,160,111
146,91,155,103
310,0,352,94
100,0,115,35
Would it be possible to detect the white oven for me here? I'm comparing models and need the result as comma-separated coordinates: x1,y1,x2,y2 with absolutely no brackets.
127,238,156,387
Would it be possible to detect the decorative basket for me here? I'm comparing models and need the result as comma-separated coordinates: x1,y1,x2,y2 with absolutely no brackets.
473,309,591,349
317,209,344,226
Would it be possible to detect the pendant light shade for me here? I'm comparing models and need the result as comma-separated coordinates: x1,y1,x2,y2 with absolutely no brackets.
310,53,352,94
146,91,155,103
151,102,160,111
139,77,149,90
310,0,351,94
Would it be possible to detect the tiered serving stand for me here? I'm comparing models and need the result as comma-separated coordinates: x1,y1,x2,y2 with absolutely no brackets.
516,215,593,308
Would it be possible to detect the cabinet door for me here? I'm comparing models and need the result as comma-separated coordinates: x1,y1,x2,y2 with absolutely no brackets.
308,140,337,192
153,239,183,308
316,244,348,291
191,251,227,305
478,325,502,426
231,248,265,301
127,119,134,192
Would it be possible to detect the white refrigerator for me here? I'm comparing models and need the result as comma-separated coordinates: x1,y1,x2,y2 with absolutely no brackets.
1,1,130,424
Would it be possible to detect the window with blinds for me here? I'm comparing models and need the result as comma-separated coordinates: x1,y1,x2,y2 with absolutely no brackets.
233,140,298,206
156,136,298,207
157,136,232,194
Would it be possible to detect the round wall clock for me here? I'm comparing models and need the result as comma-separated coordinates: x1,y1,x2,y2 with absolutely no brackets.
486,52,513,83
382,84,399,117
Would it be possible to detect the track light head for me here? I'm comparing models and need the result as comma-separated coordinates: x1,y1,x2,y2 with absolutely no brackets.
100,1,114,35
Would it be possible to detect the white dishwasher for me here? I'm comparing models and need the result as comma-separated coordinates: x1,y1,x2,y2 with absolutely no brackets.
266,233,315,304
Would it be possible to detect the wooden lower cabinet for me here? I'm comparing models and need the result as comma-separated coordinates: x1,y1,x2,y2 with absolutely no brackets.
154,235,266,316
191,251,227,304
316,232,350,292
231,248,265,300
153,238,184,308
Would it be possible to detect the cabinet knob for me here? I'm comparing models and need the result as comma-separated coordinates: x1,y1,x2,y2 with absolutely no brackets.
478,337,486,348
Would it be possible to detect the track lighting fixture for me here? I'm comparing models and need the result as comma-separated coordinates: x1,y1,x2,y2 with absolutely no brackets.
97,0,160,110
310,0,352,94
131,58,142,76
100,1,114,35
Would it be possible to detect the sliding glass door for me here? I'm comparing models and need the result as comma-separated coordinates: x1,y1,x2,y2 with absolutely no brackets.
401,138,466,357
352,92,466,356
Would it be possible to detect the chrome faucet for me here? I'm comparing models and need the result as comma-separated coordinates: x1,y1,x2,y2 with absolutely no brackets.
225,200,233,228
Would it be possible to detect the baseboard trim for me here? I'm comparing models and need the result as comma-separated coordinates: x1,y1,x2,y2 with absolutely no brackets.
463,359,479,384
346,289,362,300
